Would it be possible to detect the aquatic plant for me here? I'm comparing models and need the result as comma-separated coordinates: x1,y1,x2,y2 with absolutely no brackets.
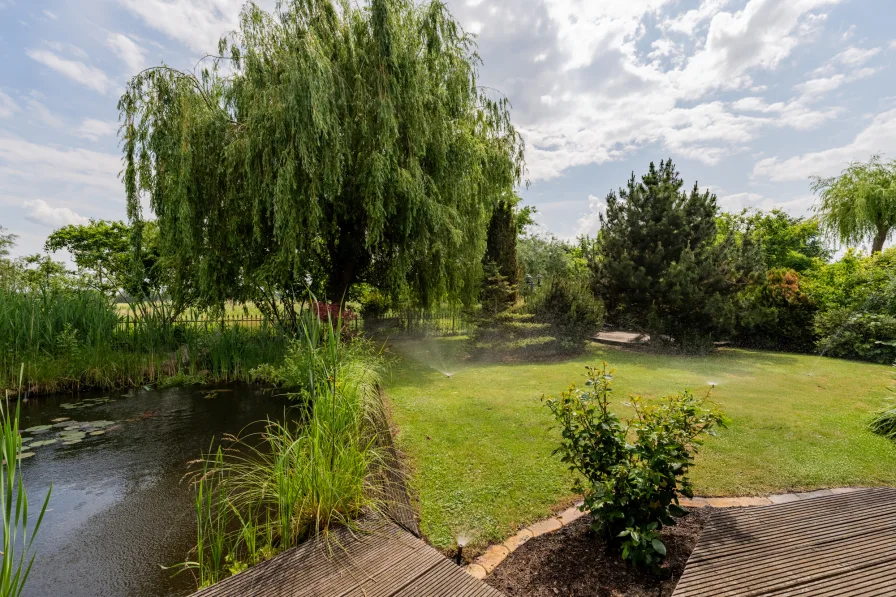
183,315,386,588
0,367,51,596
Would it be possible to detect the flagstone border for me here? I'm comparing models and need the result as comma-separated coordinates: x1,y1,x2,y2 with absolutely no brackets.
463,487,868,580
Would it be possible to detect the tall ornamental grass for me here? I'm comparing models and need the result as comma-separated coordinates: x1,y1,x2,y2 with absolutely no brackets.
185,314,386,588
1,367,51,596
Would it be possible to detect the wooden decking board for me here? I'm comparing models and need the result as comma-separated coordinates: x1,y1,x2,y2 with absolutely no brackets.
679,524,896,582
672,488,896,597
191,519,503,596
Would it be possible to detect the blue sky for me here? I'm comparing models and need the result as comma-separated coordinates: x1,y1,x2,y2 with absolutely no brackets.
1,0,895,257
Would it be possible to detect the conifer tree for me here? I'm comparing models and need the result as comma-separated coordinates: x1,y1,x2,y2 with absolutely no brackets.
482,196,520,307
597,160,743,351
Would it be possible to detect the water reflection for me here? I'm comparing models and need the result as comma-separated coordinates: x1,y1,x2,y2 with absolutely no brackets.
18,384,287,597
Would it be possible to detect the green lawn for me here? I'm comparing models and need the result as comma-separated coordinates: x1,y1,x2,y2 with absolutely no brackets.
384,338,896,550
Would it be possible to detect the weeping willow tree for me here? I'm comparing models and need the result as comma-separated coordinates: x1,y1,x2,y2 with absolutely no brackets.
811,155,896,254
119,0,524,330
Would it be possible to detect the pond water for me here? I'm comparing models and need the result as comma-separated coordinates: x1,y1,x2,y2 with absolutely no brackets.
16,384,288,597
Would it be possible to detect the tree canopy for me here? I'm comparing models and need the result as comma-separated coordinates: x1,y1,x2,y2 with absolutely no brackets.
811,155,896,254
119,0,524,328
597,160,755,350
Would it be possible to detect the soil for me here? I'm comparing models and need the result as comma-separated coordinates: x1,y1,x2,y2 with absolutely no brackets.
485,509,711,597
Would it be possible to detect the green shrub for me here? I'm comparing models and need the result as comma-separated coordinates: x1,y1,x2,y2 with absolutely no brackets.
815,310,896,364
543,363,724,569
735,268,817,352
529,278,604,347
358,287,391,319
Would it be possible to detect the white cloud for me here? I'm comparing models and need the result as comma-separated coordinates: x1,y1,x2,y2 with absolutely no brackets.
0,134,122,195
26,97,64,128
42,9,57,19
752,109,896,182
106,33,147,74
464,0,849,181
22,199,89,228
833,46,880,66
116,0,250,53
26,49,113,94
0,91,18,119
661,0,729,36
469,21,483,34
74,118,119,141
576,194,606,236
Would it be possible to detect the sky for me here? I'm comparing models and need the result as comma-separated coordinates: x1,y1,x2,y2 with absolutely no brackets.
1,0,894,258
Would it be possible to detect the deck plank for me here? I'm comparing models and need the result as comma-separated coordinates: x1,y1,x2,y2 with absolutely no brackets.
672,487,896,597
191,519,504,597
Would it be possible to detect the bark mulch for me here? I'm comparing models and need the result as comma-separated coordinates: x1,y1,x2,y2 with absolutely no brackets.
485,508,711,597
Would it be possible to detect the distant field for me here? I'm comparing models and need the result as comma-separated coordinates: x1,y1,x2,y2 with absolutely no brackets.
384,338,896,550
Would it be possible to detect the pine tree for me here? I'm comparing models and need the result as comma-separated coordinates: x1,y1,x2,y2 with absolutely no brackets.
597,160,739,351
482,197,519,307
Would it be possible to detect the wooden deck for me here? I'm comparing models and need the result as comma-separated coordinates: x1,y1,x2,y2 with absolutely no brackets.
673,487,896,596
192,519,504,597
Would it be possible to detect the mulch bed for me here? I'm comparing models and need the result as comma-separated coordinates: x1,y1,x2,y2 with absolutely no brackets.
485,508,711,597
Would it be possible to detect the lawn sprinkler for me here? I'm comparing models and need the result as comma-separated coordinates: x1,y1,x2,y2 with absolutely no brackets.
455,535,469,565
445,372,453,379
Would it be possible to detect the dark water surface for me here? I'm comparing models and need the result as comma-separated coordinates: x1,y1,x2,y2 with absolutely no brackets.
18,384,287,597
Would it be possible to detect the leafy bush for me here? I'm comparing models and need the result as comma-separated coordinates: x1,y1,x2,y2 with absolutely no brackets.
735,268,817,352
815,310,896,364
529,277,604,347
543,364,724,569
358,287,391,319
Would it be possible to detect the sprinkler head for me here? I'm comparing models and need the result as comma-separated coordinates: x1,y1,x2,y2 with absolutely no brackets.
445,373,453,378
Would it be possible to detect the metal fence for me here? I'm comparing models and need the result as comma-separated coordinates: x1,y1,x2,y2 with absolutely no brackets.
361,306,476,337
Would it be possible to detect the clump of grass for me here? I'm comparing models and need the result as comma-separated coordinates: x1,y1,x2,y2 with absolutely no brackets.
869,405,896,440
182,314,386,588
0,366,51,596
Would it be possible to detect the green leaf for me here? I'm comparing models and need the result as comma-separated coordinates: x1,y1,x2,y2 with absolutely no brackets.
651,538,667,556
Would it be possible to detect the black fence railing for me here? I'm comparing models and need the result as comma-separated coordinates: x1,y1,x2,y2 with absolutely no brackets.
361,306,476,337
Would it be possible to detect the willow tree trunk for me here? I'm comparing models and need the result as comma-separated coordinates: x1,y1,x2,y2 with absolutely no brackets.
872,224,888,254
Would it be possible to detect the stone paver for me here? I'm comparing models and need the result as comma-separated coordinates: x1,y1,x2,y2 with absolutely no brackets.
465,563,487,580
830,487,863,495
556,505,586,525
796,489,833,500
769,493,802,504
525,517,562,537
502,529,533,552
679,497,710,508
473,545,510,574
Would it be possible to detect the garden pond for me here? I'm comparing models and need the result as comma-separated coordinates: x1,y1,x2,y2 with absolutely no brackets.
16,384,288,597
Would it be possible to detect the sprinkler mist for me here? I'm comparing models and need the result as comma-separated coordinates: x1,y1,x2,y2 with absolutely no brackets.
445,372,453,379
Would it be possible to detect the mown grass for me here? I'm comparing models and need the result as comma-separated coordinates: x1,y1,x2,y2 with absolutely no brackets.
384,337,896,550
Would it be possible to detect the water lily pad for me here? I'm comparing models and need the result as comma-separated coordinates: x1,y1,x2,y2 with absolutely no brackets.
51,417,70,423
89,431,105,436
23,425,52,433
89,421,116,428
59,430,86,438
62,440,82,445
63,425,80,431
29,439,57,448
143,386,152,391
17,452,35,459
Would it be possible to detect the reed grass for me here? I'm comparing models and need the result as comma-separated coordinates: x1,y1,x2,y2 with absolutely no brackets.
183,314,386,588
0,287,289,395
0,366,51,596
